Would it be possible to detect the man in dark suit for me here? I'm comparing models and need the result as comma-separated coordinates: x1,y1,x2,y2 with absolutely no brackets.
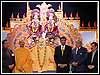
71,40,88,73
54,36,72,73
2,39,15,73
87,42,98,73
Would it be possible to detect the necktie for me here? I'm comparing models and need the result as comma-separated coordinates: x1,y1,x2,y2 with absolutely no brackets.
62,46,64,56
76,48,78,54
91,51,95,63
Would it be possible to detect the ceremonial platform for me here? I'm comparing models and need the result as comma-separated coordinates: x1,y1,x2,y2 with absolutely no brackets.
2,2,98,73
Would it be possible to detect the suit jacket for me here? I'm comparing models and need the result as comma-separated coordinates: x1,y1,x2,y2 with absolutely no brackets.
87,50,98,73
54,45,72,73
71,47,88,72
2,48,15,73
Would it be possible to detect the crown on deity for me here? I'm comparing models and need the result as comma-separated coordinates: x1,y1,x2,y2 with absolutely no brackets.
47,8,55,17
32,9,40,15
49,8,55,13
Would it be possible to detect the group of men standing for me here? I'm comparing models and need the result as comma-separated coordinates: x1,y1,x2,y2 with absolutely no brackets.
54,36,98,73
2,36,98,73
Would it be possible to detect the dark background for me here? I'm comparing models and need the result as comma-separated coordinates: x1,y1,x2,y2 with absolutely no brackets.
2,2,97,28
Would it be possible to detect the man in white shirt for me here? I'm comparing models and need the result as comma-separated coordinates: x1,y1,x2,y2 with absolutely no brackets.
71,40,88,73
87,42,98,73
54,36,72,73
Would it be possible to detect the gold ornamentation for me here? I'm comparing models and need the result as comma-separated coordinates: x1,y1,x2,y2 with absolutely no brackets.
37,46,47,70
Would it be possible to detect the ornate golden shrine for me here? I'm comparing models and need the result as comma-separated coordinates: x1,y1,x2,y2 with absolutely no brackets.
2,2,98,72
2,2,98,50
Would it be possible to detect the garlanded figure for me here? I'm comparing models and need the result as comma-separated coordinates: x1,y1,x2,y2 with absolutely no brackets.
36,2,52,29
31,37,56,73
47,8,55,32
31,9,40,32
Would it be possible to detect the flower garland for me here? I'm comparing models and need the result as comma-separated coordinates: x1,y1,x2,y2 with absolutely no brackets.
37,46,47,70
